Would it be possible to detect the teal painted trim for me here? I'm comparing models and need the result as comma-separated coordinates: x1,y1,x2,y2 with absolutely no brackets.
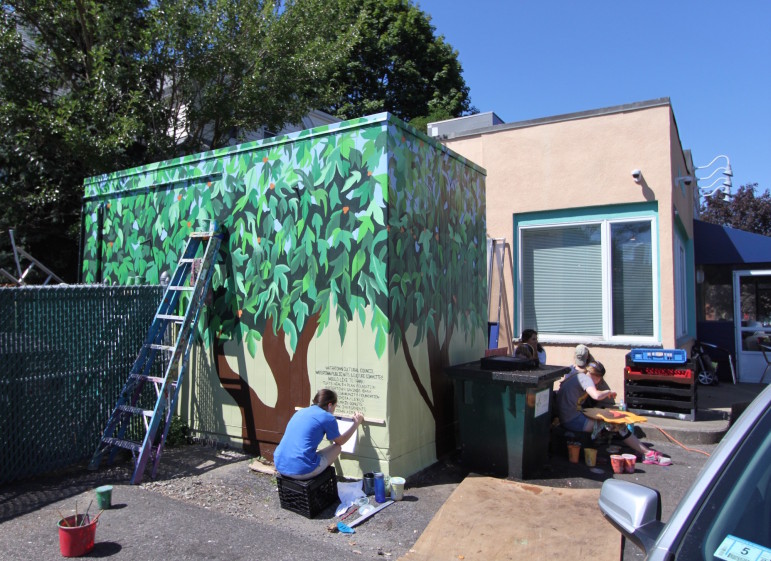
515,201,658,227
386,114,487,176
512,202,662,339
83,113,392,197
686,235,697,339
672,215,697,339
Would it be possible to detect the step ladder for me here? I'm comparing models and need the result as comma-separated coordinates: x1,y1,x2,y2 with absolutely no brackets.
89,229,223,484
486,238,514,354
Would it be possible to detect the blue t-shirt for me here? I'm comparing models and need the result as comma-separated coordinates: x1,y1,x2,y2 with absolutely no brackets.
274,405,341,476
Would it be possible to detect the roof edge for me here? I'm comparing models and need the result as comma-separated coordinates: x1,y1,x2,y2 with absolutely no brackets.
442,98,672,140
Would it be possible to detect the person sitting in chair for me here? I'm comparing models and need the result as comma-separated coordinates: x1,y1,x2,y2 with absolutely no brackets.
514,329,546,364
556,361,670,466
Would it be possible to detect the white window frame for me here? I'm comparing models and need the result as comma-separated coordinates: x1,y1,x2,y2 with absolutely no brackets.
518,217,660,345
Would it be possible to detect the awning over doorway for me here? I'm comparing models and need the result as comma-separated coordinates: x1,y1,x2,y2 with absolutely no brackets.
694,219,771,266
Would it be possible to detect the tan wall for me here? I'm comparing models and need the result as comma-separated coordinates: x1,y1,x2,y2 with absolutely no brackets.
444,103,696,394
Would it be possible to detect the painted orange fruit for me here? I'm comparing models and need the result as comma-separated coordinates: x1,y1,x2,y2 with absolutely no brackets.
343,206,350,214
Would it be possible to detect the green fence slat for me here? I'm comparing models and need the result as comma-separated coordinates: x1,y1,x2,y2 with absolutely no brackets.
0,285,163,484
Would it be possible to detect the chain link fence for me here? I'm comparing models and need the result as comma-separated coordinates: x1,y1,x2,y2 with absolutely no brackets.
0,285,163,485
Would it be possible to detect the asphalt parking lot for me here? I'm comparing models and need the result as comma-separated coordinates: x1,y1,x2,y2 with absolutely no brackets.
0,433,714,561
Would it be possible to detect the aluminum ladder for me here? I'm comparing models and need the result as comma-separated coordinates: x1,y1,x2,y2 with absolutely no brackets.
486,237,514,354
89,229,222,484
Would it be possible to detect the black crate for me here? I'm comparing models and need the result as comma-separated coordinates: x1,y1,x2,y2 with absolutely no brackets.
276,466,338,518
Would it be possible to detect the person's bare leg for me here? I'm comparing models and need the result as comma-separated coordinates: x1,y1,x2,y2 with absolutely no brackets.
317,443,342,468
621,433,650,456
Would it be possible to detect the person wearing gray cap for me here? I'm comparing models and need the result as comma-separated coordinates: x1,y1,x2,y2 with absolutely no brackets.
566,344,593,377
556,360,670,465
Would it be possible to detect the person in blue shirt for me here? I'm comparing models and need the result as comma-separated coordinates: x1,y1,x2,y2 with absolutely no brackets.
274,389,363,479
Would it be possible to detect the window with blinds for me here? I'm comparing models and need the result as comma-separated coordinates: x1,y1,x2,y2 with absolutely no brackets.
521,225,602,335
520,219,654,340
611,222,654,336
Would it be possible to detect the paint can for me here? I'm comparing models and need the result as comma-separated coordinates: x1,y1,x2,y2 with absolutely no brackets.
362,473,375,496
390,477,406,500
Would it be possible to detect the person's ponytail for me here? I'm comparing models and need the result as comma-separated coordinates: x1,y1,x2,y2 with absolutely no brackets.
312,389,338,411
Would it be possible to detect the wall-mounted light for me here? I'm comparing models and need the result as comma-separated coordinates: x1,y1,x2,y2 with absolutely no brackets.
631,169,642,183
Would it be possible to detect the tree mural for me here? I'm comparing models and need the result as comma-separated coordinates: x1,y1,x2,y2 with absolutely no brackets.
208,126,391,450
387,128,486,455
82,116,486,460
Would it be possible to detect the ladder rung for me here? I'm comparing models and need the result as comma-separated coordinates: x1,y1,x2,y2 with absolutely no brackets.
118,405,153,417
130,374,177,387
148,343,175,352
180,258,195,263
189,232,212,238
157,314,185,322
168,286,195,291
102,437,142,452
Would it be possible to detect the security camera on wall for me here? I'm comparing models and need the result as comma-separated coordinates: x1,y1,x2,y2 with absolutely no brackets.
631,169,642,183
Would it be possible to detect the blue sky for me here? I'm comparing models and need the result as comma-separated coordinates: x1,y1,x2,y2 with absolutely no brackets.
415,1,770,193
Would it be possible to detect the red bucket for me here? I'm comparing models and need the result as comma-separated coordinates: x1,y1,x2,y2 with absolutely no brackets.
58,514,97,557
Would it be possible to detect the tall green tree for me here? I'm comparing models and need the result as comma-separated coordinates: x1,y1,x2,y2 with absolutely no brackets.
0,0,356,281
700,184,771,237
0,0,169,280
326,0,474,122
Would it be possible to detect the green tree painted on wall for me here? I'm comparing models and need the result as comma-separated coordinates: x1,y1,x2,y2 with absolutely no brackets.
209,127,392,441
386,127,486,454
82,117,486,457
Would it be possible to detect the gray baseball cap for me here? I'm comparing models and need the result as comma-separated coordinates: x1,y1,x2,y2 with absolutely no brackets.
574,344,590,367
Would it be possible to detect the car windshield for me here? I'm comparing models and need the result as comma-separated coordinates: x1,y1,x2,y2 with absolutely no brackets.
675,406,771,560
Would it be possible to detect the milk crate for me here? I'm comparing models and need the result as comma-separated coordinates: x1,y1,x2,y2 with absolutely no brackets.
276,466,338,518
627,348,688,365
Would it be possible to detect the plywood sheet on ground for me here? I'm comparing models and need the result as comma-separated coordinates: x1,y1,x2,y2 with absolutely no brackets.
400,474,620,561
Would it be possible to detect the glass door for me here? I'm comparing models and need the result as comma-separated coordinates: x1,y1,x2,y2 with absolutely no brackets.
734,270,771,383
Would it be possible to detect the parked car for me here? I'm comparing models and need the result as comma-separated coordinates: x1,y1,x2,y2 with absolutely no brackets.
598,384,771,560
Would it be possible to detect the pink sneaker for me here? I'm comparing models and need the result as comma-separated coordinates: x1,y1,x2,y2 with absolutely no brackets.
643,451,672,466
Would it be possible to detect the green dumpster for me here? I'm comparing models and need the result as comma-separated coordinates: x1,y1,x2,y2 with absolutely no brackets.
446,361,569,479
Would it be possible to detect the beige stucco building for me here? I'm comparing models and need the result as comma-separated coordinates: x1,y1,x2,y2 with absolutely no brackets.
432,98,699,392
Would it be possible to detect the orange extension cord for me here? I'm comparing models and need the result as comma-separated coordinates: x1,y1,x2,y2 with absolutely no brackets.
646,422,711,457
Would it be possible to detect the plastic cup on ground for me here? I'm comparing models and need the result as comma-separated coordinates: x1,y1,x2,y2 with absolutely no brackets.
354,496,369,508
95,485,113,510
584,448,597,467
622,453,637,474
390,476,406,500
567,442,581,463
610,454,625,474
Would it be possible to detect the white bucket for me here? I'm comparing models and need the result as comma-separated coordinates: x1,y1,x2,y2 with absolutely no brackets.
390,477,406,501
